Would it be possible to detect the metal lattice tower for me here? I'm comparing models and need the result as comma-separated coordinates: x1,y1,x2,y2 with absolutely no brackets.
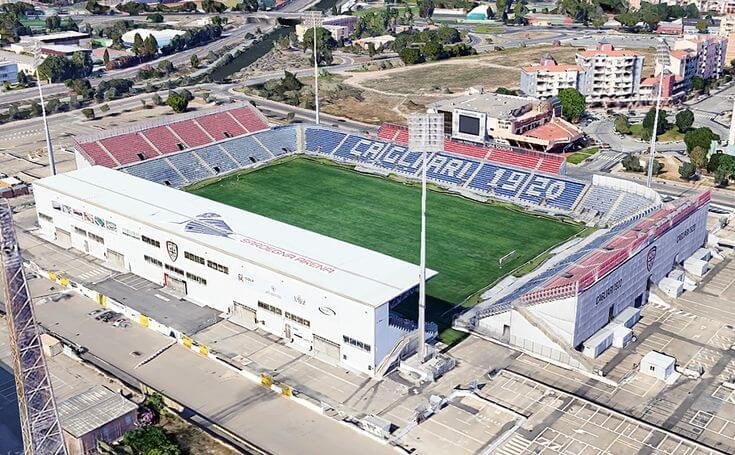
0,201,67,455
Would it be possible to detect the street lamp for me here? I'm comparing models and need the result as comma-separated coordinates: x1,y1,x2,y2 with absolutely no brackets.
408,113,444,364
32,45,56,176
303,11,322,125
647,38,670,188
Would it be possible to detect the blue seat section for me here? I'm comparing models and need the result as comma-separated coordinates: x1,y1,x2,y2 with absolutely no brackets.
220,135,272,166
518,174,586,210
253,126,297,156
608,192,652,223
167,151,215,182
123,158,187,187
424,152,480,185
332,135,368,160
576,186,620,215
305,127,346,155
467,163,531,198
379,147,423,176
194,145,240,174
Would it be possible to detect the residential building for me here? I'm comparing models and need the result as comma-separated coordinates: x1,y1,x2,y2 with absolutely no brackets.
673,34,728,80
657,49,698,90
8,31,90,54
575,42,645,105
655,18,684,35
0,60,18,84
295,15,357,42
428,90,583,152
718,14,735,66
638,72,687,104
520,53,581,98
353,35,395,50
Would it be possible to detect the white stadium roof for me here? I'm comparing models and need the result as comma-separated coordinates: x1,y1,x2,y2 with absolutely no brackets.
35,166,436,307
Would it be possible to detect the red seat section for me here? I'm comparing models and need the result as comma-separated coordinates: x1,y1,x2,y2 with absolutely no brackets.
78,141,118,168
444,140,487,159
539,156,564,174
196,112,246,140
99,133,156,165
143,126,184,154
487,148,540,169
377,124,401,142
169,121,211,147
230,107,268,133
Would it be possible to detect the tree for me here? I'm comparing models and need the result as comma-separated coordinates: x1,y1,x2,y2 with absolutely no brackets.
122,426,180,455
398,47,423,65
132,32,144,56
707,152,735,175
685,3,699,18
37,55,74,82
691,76,706,92
71,51,93,78
714,165,730,187
190,54,199,68
684,126,719,152
675,109,694,133
103,48,110,66
678,162,696,180
143,34,159,57
100,103,110,112
45,15,61,31
147,13,164,23
495,87,517,95
81,108,95,120
16,71,28,87
689,146,709,170
201,0,226,13
622,154,644,172
642,107,669,139
423,41,445,61
557,87,586,122
65,79,93,98
695,19,708,33
614,114,630,134
166,92,188,113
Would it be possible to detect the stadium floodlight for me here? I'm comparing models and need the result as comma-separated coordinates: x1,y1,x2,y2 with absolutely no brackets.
647,38,670,188
408,113,444,364
32,44,56,176
303,11,323,125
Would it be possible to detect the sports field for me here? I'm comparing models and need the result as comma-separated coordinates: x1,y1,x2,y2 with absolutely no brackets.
191,158,583,341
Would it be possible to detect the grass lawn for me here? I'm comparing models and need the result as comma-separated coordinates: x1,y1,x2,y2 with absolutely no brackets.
628,124,684,142
190,158,583,342
566,146,600,165
472,26,503,34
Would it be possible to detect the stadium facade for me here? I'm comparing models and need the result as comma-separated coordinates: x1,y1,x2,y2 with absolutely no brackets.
33,166,437,377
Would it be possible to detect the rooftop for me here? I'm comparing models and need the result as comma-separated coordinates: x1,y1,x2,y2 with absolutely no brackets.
34,166,435,308
521,64,582,73
430,93,533,120
577,49,642,58
524,117,583,142
57,386,137,438
21,31,88,42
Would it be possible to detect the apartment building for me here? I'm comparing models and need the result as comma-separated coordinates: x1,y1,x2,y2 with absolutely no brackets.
575,42,645,105
0,61,17,84
520,54,581,98
718,14,735,66
657,49,698,90
673,34,728,80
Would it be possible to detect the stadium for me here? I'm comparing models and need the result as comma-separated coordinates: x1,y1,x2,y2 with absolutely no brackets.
32,103,710,376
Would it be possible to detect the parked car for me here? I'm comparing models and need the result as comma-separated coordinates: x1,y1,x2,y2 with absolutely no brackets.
87,308,105,318
96,311,119,323
112,317,130,329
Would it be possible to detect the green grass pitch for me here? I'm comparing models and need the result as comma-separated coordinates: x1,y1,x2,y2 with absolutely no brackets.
190,158,584,342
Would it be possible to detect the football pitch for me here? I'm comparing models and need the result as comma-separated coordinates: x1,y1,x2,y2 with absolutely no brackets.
190,158,584,341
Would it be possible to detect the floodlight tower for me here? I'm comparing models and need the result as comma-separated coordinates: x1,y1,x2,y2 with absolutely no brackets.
33,45,57,176
646,38,670,188
408,113,444,363
0,200,66,455
303,11,323,125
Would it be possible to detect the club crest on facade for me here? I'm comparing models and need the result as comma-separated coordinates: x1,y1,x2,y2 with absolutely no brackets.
166,241,179,262
646,246,657,272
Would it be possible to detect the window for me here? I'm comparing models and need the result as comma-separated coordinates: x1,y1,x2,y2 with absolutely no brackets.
649,365,655,371
207,259,228,274
89,232,104,244
141,235,160,248
258,301,282,315
144,255,162,267
185,251,205,265
74,227,87,236
342,335,371,352
164,264,184,276
186,272,207,285
285,312,310,328
39,213,53,223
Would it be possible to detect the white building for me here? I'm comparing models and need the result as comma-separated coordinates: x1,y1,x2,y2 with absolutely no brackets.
575,42,645,104
121,28,185,49
640,351,676,381
32,166,435,377
0,60,18,84
520,53,581,98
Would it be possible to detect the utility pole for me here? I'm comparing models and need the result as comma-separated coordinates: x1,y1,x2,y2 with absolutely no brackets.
33,45,56,176
647,38,670,188
303,11,322,125
407,113,444,363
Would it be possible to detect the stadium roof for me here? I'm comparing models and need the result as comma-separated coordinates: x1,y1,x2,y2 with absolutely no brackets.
429,93,534,120
57,386,137,438
34,166,436,308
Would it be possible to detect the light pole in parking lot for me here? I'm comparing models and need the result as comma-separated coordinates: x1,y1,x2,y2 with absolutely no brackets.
647,38,670,188
33,45,56,176
303,11,322,125
408,113,444,363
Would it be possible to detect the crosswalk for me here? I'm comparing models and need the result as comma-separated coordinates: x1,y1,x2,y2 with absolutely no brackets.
0,128,42,142
494,434,532,455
